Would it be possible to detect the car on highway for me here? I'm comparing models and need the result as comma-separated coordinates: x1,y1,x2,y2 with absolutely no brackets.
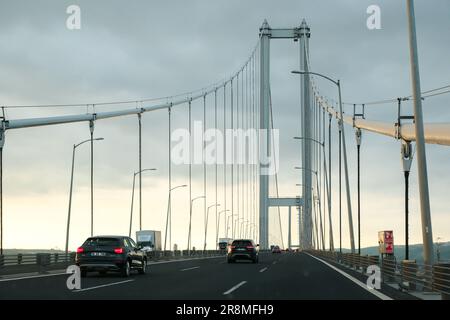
271,245,281,253
227,239,259,263
75,235,147,277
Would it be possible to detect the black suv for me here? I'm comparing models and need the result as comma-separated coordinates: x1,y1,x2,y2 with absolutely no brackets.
227,239,259,263
75,236,147,277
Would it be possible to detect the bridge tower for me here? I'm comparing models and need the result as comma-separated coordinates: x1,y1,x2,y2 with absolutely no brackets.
258,20,271,250
258,20,313,250
299,20,313,249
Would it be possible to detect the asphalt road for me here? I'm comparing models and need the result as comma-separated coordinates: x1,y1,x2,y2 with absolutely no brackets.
0,252,403,300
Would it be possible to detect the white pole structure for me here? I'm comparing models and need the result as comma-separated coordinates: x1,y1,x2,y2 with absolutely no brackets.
337,81,356,253
89,120,94,237
299,19,313,249
215,89,219,250
288,206,292,249
259,20,271,249
203,95,207,252
138,113,143,231
406,0,434,265
165,105,172,251
187,100,193,252
323,144,334,251
0,125,4,256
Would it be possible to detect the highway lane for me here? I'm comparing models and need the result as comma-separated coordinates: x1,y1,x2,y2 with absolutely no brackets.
226,252,379,299
0,252,402,300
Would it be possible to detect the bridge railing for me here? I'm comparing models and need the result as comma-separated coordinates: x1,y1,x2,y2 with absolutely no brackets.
0,253,76,267
309,250,450,300
0,250,226,275
145,250,225,260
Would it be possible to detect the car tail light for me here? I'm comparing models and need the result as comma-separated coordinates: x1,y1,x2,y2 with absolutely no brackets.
114,247,124,254
76,247,84,253
228,246,235,253
246,246,254,249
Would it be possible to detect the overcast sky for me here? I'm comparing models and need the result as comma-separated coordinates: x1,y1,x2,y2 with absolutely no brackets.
0,0,449,252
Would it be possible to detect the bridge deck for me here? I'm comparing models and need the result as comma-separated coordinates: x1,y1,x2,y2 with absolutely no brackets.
0,252,415,300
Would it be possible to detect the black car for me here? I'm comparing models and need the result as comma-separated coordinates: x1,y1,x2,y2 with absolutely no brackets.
227,239,259,263
75,236,147,277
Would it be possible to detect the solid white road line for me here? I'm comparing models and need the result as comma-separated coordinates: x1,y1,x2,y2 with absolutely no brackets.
304,253,393,300
73,279,135,292
180,266,200,271
223,281,247,295
0,272,66,282
259,267,268,273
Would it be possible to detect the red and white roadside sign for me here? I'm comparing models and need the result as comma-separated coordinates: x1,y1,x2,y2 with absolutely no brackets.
378,230,394,254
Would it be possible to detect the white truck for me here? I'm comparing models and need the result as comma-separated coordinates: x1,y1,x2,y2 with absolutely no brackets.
218,238,233,250
136,230,162,252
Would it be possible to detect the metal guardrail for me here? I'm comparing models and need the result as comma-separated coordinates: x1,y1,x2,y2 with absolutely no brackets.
145,250,225,260
0,253,76,267
0,250,226,269
309,250,450,300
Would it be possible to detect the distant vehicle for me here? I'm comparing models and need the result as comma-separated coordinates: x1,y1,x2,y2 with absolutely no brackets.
218,238,233,250
271,245,281,253
227,239,259,263
136,230,161,253
75,236,147,277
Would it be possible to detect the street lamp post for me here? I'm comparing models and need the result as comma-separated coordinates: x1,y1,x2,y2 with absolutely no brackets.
128,168,157,237
239,217,245,238
401,141,413,260
356,128,362,255
216,209,230,249
294,136,323,244
65,137,104,254
294,136,333,251
188,195,205,253
436,237,443,262
226,216,231,238
89,121,95,237
249,223,257,242
164,184,187,251
295,166,325,250
227,214,238,238
294,166,317,176
292,70,356,253
204,204,220,251
294,136,323,147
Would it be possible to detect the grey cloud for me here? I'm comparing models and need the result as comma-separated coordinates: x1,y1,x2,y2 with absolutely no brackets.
0,0,449,247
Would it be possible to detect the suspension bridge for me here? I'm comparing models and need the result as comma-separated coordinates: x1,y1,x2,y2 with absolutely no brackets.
1,2,450,300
